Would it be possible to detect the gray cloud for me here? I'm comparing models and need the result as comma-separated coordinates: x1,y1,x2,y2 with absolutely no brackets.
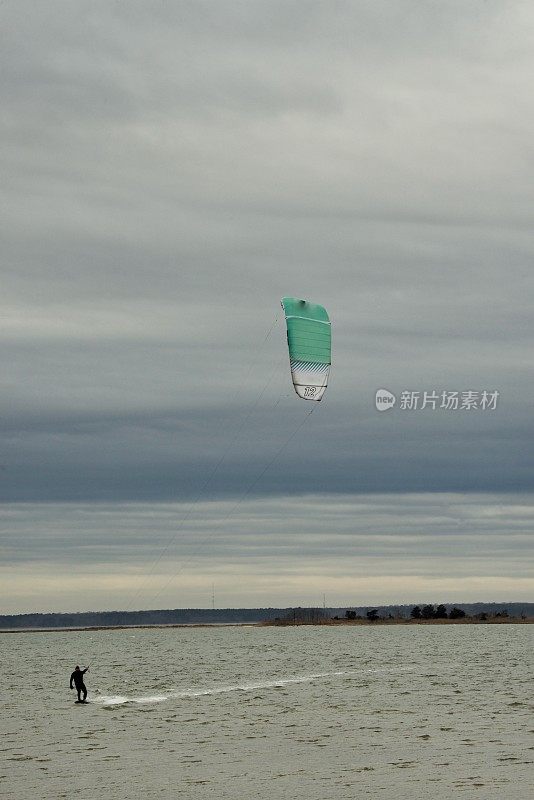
1,1,533,610
1,493,533,613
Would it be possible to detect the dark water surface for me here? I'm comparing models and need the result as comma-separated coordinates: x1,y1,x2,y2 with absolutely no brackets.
2,624,532,799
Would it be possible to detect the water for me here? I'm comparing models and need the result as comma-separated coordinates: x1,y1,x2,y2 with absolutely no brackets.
1,624,532,799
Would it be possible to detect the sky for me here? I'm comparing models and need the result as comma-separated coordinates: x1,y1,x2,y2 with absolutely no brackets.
1,1,533,613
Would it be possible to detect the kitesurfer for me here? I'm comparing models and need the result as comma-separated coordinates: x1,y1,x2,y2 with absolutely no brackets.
70,665,89,702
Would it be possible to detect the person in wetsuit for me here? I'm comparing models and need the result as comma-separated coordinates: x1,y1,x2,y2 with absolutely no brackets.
70,666,89,702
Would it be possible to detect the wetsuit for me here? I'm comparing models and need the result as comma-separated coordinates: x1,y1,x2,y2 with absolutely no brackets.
70,668,88,701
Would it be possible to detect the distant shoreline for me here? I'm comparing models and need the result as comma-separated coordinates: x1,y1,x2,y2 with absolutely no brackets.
262,617,534,627
1,617,532,633
0,622,254,634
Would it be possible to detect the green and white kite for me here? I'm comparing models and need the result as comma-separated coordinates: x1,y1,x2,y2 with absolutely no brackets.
281,297,331,401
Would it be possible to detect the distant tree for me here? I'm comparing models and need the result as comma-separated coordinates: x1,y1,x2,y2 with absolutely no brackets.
421,604,436,619
345,609,356,620
478,612,487,621
366,609,379,622
410,605,422,619
449,607,466,619
435,604,448,619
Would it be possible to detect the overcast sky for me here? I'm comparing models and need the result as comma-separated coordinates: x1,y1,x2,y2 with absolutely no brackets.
1,1,533,613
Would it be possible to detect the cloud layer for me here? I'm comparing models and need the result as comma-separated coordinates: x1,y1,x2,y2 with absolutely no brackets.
2,493,533,613
1,2,533,610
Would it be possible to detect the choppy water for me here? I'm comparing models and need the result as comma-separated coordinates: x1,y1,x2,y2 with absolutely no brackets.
1,624,532,799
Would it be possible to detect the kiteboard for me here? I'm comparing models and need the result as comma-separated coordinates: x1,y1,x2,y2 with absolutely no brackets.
74,700,89,704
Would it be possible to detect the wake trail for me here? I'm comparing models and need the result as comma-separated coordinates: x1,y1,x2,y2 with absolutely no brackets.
92,666,414,708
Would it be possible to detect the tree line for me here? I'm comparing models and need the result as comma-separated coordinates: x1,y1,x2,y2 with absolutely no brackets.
410,604,465,619
344,605,469,621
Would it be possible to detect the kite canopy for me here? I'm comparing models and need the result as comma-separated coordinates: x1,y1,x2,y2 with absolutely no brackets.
281,297,331,401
